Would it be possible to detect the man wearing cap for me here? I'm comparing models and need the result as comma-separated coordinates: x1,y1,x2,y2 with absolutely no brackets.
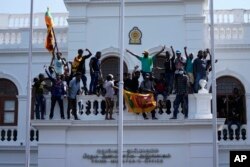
170,69,189,119
139,73,157,120
103,74,118,120
174,49,186,72
126,46,165,78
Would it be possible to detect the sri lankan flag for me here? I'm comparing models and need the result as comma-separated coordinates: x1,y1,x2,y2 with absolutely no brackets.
45,8,54,52
124,90,156,113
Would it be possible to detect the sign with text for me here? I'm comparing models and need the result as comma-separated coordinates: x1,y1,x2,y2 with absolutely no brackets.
83,148,171,164
230,151,250,167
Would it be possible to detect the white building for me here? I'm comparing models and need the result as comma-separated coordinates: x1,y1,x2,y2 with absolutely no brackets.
0,0,250,166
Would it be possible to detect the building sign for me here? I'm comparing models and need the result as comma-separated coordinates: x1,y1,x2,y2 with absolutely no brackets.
83,148,171,164
129,27,142,45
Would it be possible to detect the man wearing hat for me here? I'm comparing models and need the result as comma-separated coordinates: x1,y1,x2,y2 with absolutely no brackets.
174,49,186,72
171,69,189,119
139,73,157,120
103,74,118,120
126,46,165,78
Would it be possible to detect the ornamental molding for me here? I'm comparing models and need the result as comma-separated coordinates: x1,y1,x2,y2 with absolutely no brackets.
67,17,88,24
216,68,250,93
100,46,131,68
0,71,23,95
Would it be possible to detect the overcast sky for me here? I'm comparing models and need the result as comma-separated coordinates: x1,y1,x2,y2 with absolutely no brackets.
0,0,250,13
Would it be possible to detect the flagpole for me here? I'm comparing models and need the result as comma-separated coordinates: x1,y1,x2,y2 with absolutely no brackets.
210,0,218,167
52,27,59,53
118,0,125,166
25,0,33,167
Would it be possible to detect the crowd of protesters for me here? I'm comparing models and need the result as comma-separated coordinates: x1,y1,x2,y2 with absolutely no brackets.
125,46,213,119
33,46,214,120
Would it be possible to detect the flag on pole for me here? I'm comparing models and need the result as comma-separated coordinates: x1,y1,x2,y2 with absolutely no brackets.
45,8,54,28
124,90,156,113
45,8,54,52
45,28,54,52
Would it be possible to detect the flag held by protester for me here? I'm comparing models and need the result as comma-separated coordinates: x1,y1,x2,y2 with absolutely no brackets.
45,8,54,28
45,8,54,52
124,90,156,113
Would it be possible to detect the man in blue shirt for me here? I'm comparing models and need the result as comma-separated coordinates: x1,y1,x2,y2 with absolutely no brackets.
67,72,81,120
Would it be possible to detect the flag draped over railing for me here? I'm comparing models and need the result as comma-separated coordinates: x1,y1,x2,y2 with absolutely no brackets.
45,8,55,52
123,90,156,113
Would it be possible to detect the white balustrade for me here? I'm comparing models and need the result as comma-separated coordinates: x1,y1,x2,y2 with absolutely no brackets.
205,9,250,24
74,92,213,121
0,127,17,145
6,13,68,28
218,124,247,142
38,87,215,121
0,30,67,46
207,26,244,40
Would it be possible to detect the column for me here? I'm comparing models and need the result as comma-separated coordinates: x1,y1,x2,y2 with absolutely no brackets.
17,95,27,145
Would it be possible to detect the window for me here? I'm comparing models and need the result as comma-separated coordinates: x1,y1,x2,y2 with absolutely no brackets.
101,56,128,81
216,76,246,124
0,79,18,125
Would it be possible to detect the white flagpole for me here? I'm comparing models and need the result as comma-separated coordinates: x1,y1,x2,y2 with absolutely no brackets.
210,0,218,167
118,0,124,166
25,0,33,167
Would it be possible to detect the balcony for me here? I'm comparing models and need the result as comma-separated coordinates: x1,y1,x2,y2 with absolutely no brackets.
0,13,68,50
0,92,247,147
0,13,68,29
204,9,250,46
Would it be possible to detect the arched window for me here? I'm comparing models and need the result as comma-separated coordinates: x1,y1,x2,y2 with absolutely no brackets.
101,56,128,81
0,79,18,125
216,76,246,124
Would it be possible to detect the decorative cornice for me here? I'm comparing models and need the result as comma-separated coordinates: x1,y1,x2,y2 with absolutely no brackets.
0,48,68,54
67,17,88,24
184,15,205,22
215,44,250,49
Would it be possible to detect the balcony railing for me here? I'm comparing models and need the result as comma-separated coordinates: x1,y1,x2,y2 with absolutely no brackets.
0,13,68,29
0,93,247,146
0,28,67,48
0,126,38,146
205,9,250,24
76,94,194,120
218,124,247,142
